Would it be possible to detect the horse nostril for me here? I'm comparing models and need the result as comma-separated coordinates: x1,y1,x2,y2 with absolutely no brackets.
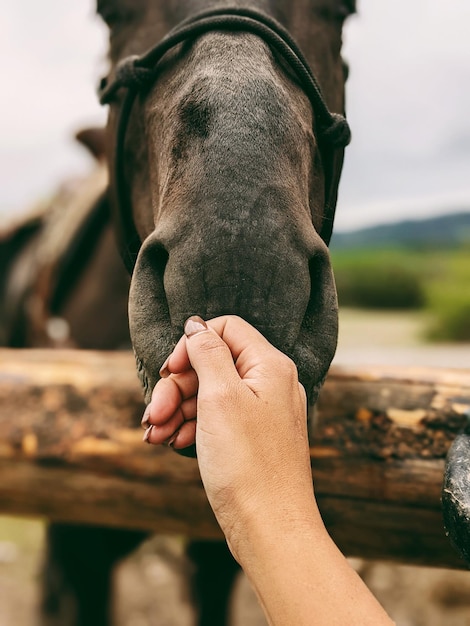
151,244,169,280
286,250,337,403
307,253,337,318
128,240,174,402
138,241,169,286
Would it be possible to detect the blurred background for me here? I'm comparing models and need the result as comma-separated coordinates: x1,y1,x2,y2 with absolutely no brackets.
1,2,469,625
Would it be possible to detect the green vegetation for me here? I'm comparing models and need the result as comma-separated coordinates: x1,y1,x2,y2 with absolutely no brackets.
425,251,470,341
331,246,470,342
333,258,425,310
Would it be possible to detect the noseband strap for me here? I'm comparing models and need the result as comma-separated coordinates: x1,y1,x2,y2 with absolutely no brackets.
99,7,351,274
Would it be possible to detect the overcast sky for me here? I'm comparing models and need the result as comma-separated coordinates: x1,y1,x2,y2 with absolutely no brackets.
1,1,469,231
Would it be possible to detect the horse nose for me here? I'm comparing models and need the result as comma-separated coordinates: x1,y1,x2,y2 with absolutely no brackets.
181,244,312,350
128,239,174,401
129,220,338,406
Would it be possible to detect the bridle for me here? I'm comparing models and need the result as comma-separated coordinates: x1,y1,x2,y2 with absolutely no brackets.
99,7,351,275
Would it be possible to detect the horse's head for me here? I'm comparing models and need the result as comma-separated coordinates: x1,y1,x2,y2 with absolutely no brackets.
97,0,354,406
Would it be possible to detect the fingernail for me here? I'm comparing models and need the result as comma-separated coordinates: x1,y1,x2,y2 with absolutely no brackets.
159,354,171,378
143,425,153,443
141,406,151,429
184,316,208,338
166,432,178,447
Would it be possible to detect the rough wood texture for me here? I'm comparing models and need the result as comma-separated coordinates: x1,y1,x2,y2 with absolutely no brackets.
0,348,469,568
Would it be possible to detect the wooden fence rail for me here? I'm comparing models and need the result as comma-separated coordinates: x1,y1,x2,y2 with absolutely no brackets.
0,348,469,569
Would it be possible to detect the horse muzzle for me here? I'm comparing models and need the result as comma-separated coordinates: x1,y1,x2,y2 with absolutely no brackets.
128,225,338,410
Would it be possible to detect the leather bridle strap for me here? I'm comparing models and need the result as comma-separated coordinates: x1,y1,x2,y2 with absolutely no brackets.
99,7,351,274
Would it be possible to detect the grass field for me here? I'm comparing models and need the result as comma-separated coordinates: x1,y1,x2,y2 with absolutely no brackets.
331,245,470,341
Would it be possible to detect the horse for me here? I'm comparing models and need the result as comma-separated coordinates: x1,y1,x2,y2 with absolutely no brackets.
0,129,130,353
98,0,352,619
97,0,354,426
2,0,354,623
97,0,470,591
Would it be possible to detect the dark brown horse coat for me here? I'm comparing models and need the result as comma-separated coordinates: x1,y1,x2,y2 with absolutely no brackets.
98,0,354,411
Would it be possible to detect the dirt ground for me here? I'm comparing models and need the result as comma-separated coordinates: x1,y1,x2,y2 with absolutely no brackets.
3,517,470,626
1,309,470,625
334,308,470,368
0,518,266,626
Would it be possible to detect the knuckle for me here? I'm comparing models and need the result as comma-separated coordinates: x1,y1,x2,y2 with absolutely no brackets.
276,351,298,376
269,351,300,389
298,382,307,404
199,379,237,407
196,335,227,358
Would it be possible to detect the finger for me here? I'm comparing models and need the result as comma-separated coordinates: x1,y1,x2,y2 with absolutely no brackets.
209,315,280,368
146,371,198,427
298,382,307,406
145,410,183,445
183,316,242,391
144,395,197,445
159,334,191,377
152,369,198,404
141,404,151,429
185,316,296,399
162,315,281,379
170,419,197,450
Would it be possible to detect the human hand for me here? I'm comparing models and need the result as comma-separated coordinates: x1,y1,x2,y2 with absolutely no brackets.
141,316,395,625
142,315,319,558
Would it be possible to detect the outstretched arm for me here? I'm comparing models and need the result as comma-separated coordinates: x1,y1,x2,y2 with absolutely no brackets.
143,315,394,626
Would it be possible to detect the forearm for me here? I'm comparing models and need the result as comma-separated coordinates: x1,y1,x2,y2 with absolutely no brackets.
147,316,394,623
238,510,394,626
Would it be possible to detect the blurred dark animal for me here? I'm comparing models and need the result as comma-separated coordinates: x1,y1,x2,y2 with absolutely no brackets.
0,130,145,625
0,130,241,625
0,131,129,352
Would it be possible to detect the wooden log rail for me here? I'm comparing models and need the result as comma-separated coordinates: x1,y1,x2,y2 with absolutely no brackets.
0,348,469,569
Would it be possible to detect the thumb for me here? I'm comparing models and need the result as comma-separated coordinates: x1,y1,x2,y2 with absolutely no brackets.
184,316,240,390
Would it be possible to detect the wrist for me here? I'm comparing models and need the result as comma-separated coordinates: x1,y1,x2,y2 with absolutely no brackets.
235,510,331,625
226,502,395,626
225,488,324,567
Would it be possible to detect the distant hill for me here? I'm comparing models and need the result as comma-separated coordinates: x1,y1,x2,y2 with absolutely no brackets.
330,211,470,250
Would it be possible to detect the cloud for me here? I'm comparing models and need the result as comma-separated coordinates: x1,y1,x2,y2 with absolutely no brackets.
337,0,470,228
0,0,107,214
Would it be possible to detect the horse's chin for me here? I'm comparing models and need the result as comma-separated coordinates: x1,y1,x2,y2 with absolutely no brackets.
130,293,338,408
131,304,336,460
130,289,337,462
